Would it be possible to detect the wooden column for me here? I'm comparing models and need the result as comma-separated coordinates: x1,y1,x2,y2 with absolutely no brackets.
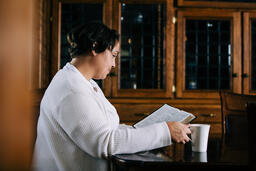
0,0,36,169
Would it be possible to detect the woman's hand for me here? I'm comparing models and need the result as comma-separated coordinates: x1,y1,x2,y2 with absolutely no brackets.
166,122,191,144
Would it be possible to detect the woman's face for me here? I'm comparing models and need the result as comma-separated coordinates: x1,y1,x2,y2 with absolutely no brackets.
92,41,120,79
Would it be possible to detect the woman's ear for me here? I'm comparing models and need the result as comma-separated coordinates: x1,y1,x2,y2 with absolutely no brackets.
91,50,97,56
91,42,98,56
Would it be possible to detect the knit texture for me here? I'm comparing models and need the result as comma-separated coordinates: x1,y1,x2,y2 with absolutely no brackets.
32,63,172,171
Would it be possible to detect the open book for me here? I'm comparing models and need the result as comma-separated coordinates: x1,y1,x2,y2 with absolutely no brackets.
133,104,196,128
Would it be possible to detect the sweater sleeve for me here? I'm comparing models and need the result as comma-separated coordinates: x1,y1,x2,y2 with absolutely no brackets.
55,93,172,158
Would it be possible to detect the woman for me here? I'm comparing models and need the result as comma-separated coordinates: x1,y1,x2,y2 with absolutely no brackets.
33,22,191,171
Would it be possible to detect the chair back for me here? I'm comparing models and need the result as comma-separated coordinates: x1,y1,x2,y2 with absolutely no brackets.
219,91,256,146
247,102,256,170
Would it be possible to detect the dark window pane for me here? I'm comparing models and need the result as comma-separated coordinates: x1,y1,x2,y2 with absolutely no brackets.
120,3,166,89
61,3,103,87
252,19,256,90
185,19,231,90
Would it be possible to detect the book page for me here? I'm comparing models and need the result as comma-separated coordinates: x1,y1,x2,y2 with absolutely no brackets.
133,104,196,128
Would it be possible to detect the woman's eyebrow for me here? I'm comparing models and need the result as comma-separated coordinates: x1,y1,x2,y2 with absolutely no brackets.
113,51,120,54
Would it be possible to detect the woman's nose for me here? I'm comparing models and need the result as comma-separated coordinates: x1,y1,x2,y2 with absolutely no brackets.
112,59,116,68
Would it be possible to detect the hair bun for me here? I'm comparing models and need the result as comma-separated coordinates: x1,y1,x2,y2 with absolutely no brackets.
66,22,119,58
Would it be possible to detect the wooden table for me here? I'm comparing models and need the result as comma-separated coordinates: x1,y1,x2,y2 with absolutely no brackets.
111,135,248,171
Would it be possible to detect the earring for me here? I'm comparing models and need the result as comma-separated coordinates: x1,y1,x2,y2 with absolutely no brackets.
92,42,97,49
71,42,77,48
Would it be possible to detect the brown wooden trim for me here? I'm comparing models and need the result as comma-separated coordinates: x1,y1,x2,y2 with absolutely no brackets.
32,88,46,106
109,98,220,104
61,0,106,3
175,8,239,17
176,9,241,98
51,0,60,79
178,0,256,9
112,90,169,98
165,0,175,98
176,10,184,98
113,101,221,135
248,12,256,95
120,0,166,4
112,0,121,97
157,5,162,89
39,0,51,88
0,0,35,168
243,12,250,95
32,0,52,89
115,89,167,92
103,77,112,97
232,12,242,94
102,0,113,97
248,13,256,95
31,0,41,89
243,12,256,95
177,91,222,99
103,0,113,31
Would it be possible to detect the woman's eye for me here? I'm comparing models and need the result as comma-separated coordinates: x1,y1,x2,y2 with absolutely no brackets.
112,51,119,58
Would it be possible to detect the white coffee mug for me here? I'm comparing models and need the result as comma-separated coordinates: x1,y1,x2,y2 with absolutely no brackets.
192,152,207,162
190,124,210,152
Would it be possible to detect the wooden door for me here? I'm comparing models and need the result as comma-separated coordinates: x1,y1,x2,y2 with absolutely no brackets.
176,9,242,98
111,0,175,98
0,0,36,169
243,12,256,95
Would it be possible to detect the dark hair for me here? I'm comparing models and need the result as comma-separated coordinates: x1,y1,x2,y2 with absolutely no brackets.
67,21,119,58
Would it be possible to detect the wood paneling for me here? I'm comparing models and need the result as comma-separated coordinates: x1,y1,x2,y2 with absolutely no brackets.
178,0,256,8
112,99,222,135
112,0,121,97
114,103,221,122
243,12,256,95
120,0,166,4
114,104,163,122
61,0,105,3
232,12,242,94
51,0,61,79
0,0,35,169
39,0,52,88
220,91,256,135
165,0,175,98
102,0,113,97
109,98,220,104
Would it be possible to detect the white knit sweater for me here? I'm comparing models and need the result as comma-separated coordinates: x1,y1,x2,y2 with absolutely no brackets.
32,63,172,171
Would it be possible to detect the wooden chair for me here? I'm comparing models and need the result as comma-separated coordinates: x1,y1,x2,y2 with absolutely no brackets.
246,102,256,170
219,91,256,147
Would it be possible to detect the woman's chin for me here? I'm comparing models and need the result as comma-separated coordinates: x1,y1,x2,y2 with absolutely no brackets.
93,74,107,80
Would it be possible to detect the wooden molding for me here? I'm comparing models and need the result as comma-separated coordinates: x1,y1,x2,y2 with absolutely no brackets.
51,0,61,79
243,12,256,95
177,0,256,9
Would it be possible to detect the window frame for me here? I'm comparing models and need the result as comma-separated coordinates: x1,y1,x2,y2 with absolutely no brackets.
243,11,256,95
111,0,175,98
51,0,113,96
177,0,256,9
176,9,242,99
